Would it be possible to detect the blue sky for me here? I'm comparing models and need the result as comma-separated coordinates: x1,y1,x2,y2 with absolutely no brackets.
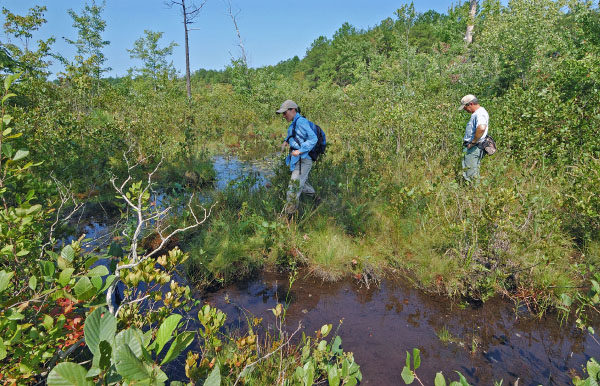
1,0,462,77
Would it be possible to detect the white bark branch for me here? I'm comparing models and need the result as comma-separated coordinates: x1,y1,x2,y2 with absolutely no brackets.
106,151,214,315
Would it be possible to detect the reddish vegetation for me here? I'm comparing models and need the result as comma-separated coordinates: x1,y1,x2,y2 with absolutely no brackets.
141,232,180,254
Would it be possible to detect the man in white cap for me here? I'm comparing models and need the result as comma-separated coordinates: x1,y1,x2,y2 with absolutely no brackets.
276,99,318,216
459,94,489,183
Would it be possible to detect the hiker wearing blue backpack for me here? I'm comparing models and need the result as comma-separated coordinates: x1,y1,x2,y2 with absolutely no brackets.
276,99,324,216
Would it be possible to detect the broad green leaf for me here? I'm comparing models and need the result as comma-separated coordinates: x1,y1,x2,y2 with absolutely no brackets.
42,314,54,330
90,276,103,290
86,367,101,378
115,344,150,381
61,245,75,263
1,93,16,104
345,378,358,386
88,265,109,277
26,204,41,214
455,371,470,386
317,340,327,351
0,340,6,360
2,114,12,126
12,149,29,161
7,310,24,320
101,275,116,291
560,293,572,307
16,249,30,257
155,314,182,356
40,260,55,279
116,328,144,358
0,270,14,292
2,127,11,136
58,268,75,286
4,72,22,91
331,335,342,355
160,331,195,365
401,366,414,384
435,372,447,386
327,365,340,386
204,364,221,386
47,362,93,386
142,329,154,348
588,358,600,378
84,307,117,357
84,255,99,270
303,361,315,386
412,348,421,370
28,276,37,290
73,276,93,299
2,142,13,158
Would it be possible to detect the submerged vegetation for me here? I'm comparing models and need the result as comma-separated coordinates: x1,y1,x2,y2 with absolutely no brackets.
1,0,600,383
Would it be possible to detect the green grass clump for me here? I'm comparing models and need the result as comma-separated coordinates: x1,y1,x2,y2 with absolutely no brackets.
161,152,216,189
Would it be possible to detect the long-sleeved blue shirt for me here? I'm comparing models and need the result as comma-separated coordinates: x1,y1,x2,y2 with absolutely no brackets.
285,113,317,171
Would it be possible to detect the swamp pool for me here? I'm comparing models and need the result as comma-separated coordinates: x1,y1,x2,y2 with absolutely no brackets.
72,155,600,385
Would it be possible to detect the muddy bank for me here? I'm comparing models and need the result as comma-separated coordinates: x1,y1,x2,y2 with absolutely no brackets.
201,271,600,386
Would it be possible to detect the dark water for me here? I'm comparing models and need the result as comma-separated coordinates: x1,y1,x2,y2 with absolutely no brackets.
70,156,600,385
202,271,600,386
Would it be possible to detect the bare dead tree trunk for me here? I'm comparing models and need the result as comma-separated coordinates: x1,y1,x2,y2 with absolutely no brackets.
465,0,477,44
183,0,192,98
226,0,247,67
166,0,208,99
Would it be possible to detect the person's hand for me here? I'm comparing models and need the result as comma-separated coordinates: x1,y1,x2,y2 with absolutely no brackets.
280,141,289,151
467,142,475,149
291,150,301,157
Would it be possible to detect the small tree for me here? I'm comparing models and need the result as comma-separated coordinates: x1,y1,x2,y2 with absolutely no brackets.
165,0,208,99
64,0,110,97
1,6,55,77
127,30,178,90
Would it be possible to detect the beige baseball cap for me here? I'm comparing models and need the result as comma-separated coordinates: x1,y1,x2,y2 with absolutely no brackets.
458,94,477,110
276,99,298,114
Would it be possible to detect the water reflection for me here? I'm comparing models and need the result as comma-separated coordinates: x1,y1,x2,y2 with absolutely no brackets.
203,271,600,386
62,156,600,385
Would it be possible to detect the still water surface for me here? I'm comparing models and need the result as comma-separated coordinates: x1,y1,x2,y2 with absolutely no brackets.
72,156,599,385
202,271,599,386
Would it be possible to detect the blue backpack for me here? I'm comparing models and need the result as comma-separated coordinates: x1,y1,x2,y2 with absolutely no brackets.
291,118,327,162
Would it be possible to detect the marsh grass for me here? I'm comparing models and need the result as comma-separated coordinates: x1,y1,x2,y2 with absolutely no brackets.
436,326,457,345
160,152,216,189
178,139,590,313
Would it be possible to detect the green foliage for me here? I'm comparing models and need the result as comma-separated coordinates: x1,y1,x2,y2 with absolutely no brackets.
5,0,600,383
1,5,55,77
64,0,110,81
402,348,475,386
401,348,421,384
128,30,178,89
47,306,193,385
572,358,600,386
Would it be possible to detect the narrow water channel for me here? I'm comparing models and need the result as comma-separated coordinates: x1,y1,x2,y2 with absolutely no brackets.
202,271,600,386
71,155,600,385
